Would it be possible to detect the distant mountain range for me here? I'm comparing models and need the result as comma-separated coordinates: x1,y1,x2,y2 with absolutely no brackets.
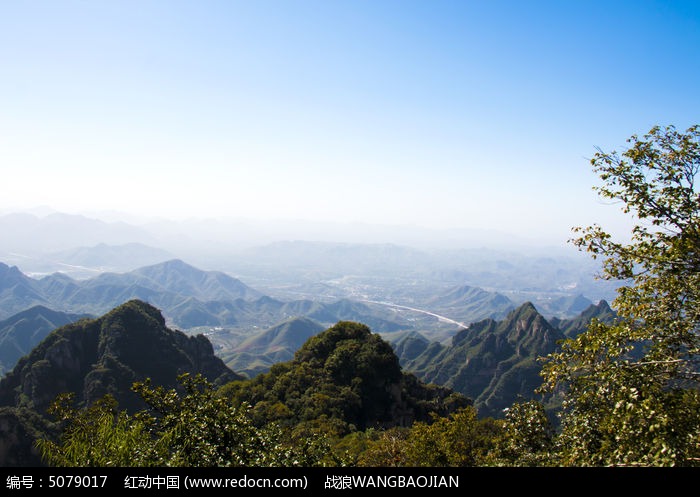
0,210,622,308
1,259,517,373
0,259,263,322
0,305,90,376
17,242,175,279
219,316,326,378
1,256,618,385
422,284,517,324
0,212,158,255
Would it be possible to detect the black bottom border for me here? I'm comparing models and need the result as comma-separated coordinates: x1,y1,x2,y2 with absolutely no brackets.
0,466,692,494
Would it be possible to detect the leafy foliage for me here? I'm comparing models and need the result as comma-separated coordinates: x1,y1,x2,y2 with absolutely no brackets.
488,400,556,466
36,393,154,467
38,373,339,467
347,406,500,467
537,124,700,466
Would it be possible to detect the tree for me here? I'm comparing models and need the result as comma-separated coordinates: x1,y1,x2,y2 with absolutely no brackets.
38,373,337,467
353,407,499,467
400,407,499,467
36,393,157,467
489,400,556,466
538,124,700,466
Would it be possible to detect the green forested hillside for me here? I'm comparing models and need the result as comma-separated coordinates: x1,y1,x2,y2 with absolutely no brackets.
0,300,242,466
403,302,565,418
220,321,470,435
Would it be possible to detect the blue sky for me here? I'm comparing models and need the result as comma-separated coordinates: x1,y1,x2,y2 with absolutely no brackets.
1,0,699,246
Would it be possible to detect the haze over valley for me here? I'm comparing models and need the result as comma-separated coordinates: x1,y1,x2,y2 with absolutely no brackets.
0,208,621,379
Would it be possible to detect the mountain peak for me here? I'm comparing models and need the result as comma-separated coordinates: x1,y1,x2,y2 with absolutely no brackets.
0,263,23,278
595,299,612,311
102,298,166,328
139,258,197,274
509,301,539,317
554,298,618,338
233,320,471,431
0,300,241,416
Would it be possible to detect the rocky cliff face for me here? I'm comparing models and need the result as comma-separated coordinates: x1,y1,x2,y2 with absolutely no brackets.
0,299,244,466
0,299,243,414
404,302,566,418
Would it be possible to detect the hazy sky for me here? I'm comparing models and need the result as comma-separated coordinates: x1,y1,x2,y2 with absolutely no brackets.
2,0,699,246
